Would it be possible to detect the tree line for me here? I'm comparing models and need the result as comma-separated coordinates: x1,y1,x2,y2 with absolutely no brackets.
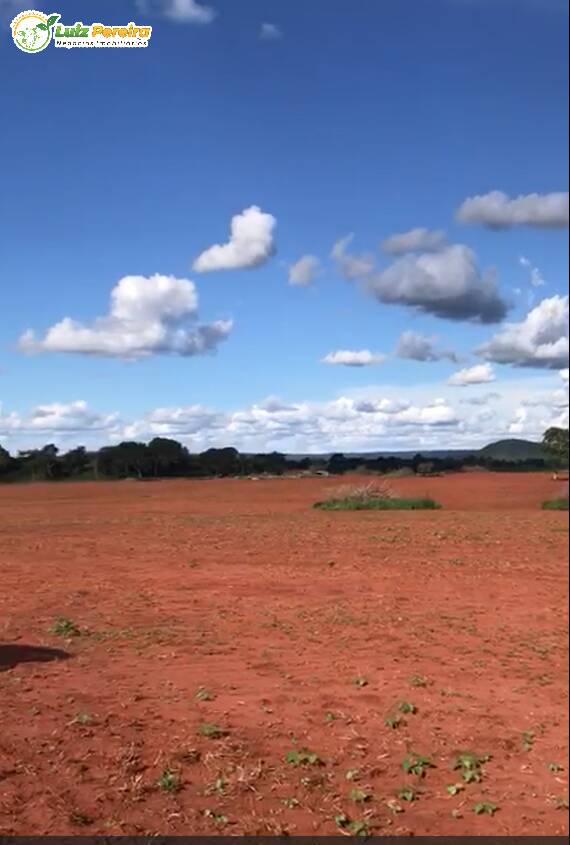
0,426,567,484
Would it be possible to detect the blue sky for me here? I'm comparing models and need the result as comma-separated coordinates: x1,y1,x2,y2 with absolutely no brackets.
0,0,568,453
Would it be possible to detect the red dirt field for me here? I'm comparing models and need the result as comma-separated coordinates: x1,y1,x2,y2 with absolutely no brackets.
0,472,568,836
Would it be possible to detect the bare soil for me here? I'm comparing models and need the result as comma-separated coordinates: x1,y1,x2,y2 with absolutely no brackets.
0,473,568,835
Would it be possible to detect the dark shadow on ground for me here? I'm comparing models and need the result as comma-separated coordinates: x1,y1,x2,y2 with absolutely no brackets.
0,644,70,671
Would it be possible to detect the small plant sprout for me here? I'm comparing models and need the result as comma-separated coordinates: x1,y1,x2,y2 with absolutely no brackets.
473,801,499,816
522,731,535,751
197,722,228,739
398,700,416,714
156,768,181,793
195,687,215,701
335,814,374,836
346,768,360,781
285,748,323,767
409,674,429,687
547,762,564,773
349,787,372,803
446,783,465,796
402,754,435,778
353,676,369,688
387,799,404,815
384,713,404,729
396,786,417,802
51,617,81,637
452,752,490,784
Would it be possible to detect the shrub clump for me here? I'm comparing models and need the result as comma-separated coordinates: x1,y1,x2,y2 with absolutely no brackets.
314,482,441,511
542,498,569,511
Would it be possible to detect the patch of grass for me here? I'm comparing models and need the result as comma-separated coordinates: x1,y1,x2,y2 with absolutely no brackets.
473,801,499,816
542,498,569,511
156,768,181,793
315,496,441,511
197,722,228,739
286,748,323,767
402,754,434,778
398,700,417,714
51,617,81,637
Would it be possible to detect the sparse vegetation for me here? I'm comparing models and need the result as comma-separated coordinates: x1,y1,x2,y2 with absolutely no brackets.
156,768,181,793
197,722,228,739
473,801,499,816
402,754,434,778
51,617,81,637
286,748,323,767
314,482,441,511
542,497,569,511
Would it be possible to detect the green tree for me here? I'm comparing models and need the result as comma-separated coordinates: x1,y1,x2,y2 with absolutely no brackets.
542,427,569,466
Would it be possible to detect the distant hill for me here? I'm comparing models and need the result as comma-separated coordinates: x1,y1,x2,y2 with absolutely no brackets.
287,439,544,462
478,438,544,462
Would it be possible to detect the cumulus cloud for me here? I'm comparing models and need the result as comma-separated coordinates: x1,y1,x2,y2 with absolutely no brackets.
380,227,447,255
477,295,569,369
448,363,496,386
561,368,569,383
288,255,321,286
395,330,458,362
4,371,568,453
260,22,282,39
137,0,217,24
0,401,118,440
18,274,232,360
332,235,507,323
365,245,507,323
321,349,387,367
456,190,569,229
519,256,546,288
193,206,276,272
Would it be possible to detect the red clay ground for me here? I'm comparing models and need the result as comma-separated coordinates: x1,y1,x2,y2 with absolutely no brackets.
0,472,568,836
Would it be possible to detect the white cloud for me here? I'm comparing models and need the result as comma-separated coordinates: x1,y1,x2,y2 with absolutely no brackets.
18,274,232,360
260,22,282,40
288,255,321,286
448,363,496,386
395,330,458,362
477,295,569,369
193,206,276,272
0,401,118,441
380,227,447,255
3,373,567,454
321,349,387,367
137,0,217,24
331,235,375,280
519,255,546,288
456,190,569,229
561,368,569,383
